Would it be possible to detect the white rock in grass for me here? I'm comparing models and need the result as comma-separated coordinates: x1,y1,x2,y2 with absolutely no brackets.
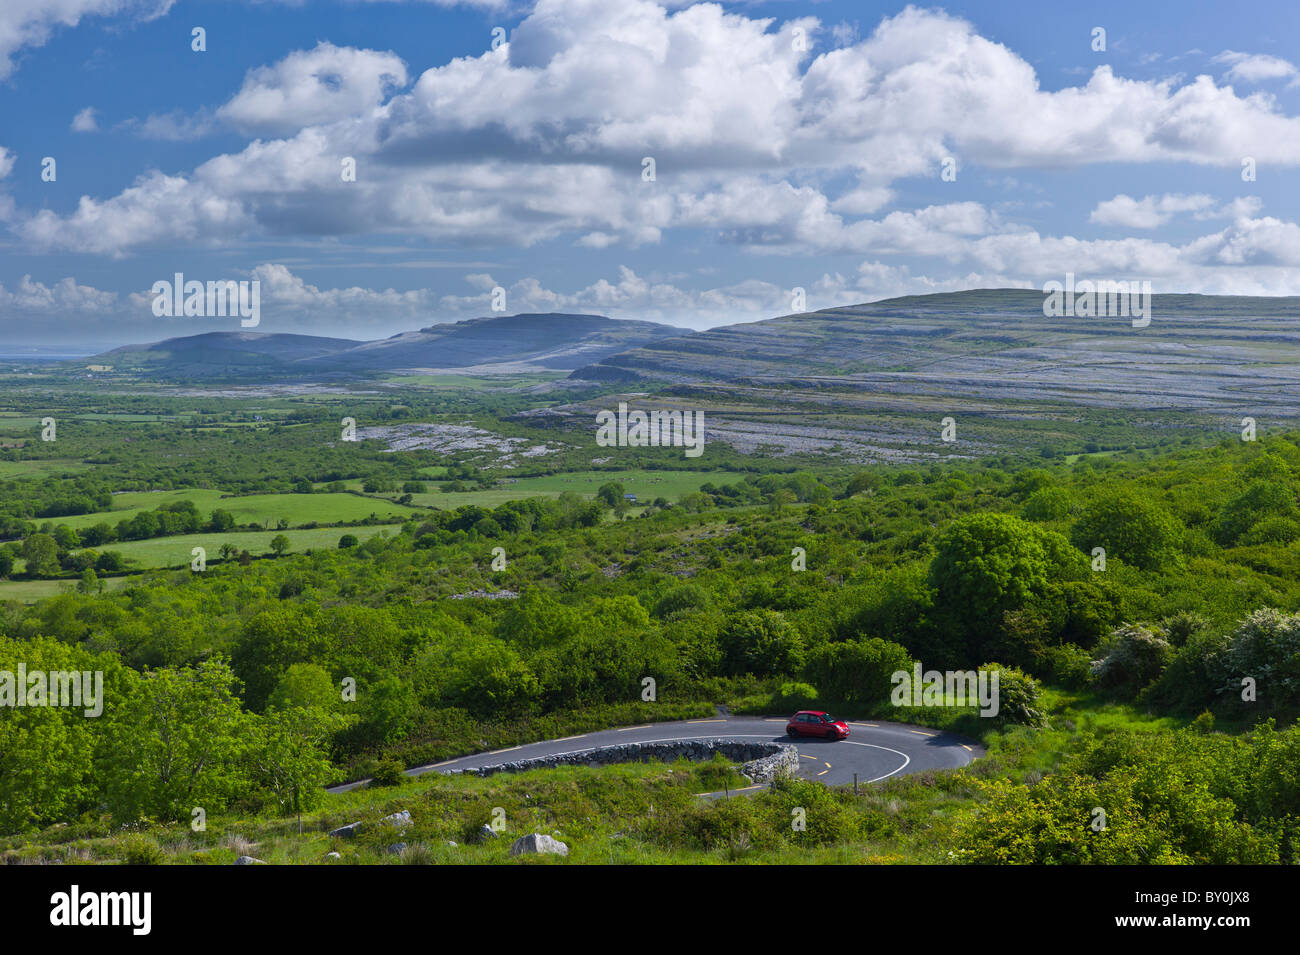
509,834,568,857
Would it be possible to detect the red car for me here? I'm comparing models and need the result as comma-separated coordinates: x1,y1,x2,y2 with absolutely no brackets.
786,710,849,740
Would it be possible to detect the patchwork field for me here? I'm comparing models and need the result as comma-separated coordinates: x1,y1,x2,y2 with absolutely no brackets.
95,523,404,570
0,459,93,478
52,490,424,530
381,468,731,509
0,575,132,603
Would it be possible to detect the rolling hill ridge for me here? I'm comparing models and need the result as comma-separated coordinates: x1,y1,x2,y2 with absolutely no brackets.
85,313,683,379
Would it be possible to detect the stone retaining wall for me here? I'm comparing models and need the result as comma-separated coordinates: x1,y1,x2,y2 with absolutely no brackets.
446,739,799,785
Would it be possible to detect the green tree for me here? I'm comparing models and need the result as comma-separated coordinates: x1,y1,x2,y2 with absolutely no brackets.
596,481,628,513
270,534,290,556
0,637,126,833
928,513,1068,656
247,705,342,815
1022,486,1073,522
1213,480,1299,546
359,677,417,745
1070,492,1182,570
803,638,912,705
20,533,59,577
208,509,236,533
232,606,331,711
268,663,339,712
718,609,805,676
100,661,252,822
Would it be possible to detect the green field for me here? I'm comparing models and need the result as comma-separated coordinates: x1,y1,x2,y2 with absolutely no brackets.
393,469,730,509
0,459,92,479
53,490,425,531
0,576,133,603
382,372,566,389
96,524,404,569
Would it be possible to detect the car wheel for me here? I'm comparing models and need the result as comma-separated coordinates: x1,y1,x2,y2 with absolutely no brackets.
787,727,799,737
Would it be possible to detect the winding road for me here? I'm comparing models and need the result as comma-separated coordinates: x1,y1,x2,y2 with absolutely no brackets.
327,715,983,795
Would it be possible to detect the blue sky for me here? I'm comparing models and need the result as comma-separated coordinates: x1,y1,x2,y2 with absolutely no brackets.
1,0,1299,351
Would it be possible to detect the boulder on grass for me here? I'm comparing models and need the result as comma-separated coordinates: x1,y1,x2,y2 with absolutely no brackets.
509,834,568,857
380,810,412,830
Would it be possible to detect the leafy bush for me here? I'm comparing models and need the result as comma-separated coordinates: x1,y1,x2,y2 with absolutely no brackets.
1217,608,1300,715
119,834,167,866
1142,628,1231,715
368,758,406,787
718,609,805,677
929,513,1079,659
774,681,818,709
1090,624,1172,696
1070,492,1183,571
802,637,911,705
1031,643,1093,689
1022,487,1073,522
1213,480,1298,546
978,663,1047,727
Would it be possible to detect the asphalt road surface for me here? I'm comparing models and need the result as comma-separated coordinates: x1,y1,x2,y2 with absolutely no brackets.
328,715,983,795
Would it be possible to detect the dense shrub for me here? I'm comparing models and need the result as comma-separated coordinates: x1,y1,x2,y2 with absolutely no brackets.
802,637,912,705
718,609,805,677
1090,624,1172,697
978,663,1047,728
1022,487,1073,522
1070,492,1183,571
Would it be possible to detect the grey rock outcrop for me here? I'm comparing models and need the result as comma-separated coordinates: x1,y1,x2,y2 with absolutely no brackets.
446,739,798,783
509,833,568,857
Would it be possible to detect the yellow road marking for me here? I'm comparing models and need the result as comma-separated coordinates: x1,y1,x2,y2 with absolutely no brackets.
799,754,818,760
764,718,787,722
617,725,651,731
851,722,878,728
687,719,727,723
910,730,938,737
962,744,972,752
824,762,832,768
555,735,587,742
816,770,829,777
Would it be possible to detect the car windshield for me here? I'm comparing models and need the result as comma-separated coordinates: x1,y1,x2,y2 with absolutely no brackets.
821,715,837,722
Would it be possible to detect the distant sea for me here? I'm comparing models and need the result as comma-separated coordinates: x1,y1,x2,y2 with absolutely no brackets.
0,352,96,360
